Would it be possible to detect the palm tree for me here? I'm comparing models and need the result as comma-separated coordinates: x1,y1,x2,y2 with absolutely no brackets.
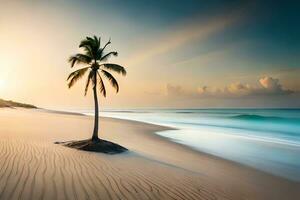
67,36,126,142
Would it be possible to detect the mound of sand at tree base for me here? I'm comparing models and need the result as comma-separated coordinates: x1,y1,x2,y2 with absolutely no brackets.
56,139,128,154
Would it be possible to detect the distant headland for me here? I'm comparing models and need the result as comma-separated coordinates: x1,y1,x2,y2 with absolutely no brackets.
0,98,37,108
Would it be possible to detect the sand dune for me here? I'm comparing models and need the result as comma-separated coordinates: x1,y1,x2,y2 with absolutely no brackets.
0,108,299,200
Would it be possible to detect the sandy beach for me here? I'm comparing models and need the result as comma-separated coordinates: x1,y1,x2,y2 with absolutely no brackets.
0,108,299,200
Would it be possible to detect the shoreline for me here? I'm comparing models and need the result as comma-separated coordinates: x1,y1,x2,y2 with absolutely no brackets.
100,117,300,181
0,108,299,199
41,108,300,183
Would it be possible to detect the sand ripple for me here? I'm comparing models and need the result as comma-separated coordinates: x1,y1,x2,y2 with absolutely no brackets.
0,138,235,200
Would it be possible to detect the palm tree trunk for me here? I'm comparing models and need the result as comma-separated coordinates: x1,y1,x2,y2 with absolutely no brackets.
92,71,100,142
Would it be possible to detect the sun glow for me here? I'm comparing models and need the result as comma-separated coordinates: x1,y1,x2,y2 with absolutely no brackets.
0,79,5,89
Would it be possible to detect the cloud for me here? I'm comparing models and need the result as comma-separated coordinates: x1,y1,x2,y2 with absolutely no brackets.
164,84,185,96
259,76,285,92
164,76,294,98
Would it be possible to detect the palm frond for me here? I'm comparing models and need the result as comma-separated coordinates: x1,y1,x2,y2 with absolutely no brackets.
93,35,100,49
68,54,92,67
86,36,99,51
97,72,106,97
68,56,77,68
100,51,118,61
67,67,89,80
101,39,111,53
86,36,94,41
84,71,94,96
76,53,92,64
83,46,94,58
95,38,112,60
79,38,96,59
86,37,97,49
101,69,119,92
67,67,89,88
103,38,111,49
101,63,126,75
79,39,92,48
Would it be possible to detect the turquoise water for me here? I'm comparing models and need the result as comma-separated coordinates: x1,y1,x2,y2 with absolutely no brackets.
80,109,300,182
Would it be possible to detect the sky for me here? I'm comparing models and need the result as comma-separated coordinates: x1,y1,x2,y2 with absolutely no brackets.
0,0,299,109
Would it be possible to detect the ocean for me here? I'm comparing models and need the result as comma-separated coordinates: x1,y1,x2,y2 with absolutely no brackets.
76,108,300,182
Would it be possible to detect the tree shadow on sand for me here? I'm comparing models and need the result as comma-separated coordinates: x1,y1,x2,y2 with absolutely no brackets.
55,139,128,154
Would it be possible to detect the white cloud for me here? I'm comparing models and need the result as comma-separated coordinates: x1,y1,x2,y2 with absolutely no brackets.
164,76,293,98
